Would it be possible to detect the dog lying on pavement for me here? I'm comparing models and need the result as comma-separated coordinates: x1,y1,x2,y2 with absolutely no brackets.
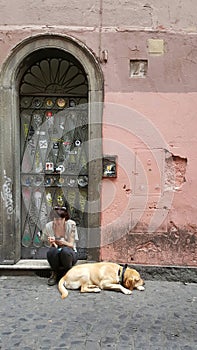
58,262,145,299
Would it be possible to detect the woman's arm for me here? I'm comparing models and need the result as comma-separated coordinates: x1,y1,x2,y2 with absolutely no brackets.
56,232,75,249
41,222,58,247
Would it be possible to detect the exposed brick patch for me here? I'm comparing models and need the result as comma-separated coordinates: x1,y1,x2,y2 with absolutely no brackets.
164,152,187,191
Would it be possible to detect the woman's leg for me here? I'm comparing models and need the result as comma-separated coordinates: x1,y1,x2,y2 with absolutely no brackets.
47,247,60,272
59,247,78,273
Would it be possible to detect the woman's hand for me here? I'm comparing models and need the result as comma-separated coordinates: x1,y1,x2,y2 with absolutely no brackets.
48,236,58,248
56,239,66,247
56,239,73,249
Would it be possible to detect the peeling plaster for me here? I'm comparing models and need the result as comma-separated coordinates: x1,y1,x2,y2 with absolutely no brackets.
164,151,187,191
123,184,132,195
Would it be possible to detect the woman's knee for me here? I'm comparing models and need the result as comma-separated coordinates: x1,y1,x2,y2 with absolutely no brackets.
47,247,57,259
59,248,76,266
61,247,73,255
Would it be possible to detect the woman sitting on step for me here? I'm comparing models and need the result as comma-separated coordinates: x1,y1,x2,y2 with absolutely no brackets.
41,206,78,286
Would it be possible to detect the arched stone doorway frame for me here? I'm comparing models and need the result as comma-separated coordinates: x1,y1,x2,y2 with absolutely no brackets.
0,34,104,264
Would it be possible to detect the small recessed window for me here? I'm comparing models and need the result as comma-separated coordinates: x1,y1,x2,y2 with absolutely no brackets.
130,59,148,78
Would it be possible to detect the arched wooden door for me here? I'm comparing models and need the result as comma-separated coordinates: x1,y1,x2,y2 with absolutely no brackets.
20,48,89,259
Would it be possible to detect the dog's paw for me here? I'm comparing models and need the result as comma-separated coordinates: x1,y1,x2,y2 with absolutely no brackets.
123,289,132,295
93,287,101,293
136,285,145,291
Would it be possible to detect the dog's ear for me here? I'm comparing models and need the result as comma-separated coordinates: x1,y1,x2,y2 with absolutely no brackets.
125,277,135,291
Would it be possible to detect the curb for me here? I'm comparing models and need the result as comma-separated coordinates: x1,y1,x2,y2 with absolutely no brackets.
128,264,197,283
0,260,196,283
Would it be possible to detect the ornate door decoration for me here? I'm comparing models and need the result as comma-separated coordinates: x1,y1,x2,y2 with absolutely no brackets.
20,52,88,259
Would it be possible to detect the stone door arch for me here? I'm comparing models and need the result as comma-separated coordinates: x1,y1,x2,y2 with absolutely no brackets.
0,34,103,264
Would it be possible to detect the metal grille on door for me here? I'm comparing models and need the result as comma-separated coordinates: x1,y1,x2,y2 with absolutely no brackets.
19,54,88,259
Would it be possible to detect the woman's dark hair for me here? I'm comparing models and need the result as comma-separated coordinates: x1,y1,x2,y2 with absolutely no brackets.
51,206,70,220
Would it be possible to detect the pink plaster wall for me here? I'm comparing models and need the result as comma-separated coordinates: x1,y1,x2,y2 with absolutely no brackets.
0,0,197,266
1,0,197,31
99,27,197,266
101,93,197,266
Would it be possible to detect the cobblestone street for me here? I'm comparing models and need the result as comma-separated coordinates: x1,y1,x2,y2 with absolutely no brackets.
0,275,196,349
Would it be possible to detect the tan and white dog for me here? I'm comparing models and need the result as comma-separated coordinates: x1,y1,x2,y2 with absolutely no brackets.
58,262,145,299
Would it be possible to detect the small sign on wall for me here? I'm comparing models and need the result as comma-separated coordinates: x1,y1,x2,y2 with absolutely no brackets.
103,155,117,178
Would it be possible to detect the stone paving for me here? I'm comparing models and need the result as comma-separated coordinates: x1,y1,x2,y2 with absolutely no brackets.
0,275,196,350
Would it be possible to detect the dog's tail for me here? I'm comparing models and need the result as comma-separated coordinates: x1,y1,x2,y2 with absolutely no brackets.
58,277,69,299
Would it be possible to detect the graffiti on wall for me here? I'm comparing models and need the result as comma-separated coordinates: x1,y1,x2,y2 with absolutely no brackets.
1,170,14,219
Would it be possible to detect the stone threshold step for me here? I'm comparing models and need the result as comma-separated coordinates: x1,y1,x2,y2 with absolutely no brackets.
0,259,87,270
